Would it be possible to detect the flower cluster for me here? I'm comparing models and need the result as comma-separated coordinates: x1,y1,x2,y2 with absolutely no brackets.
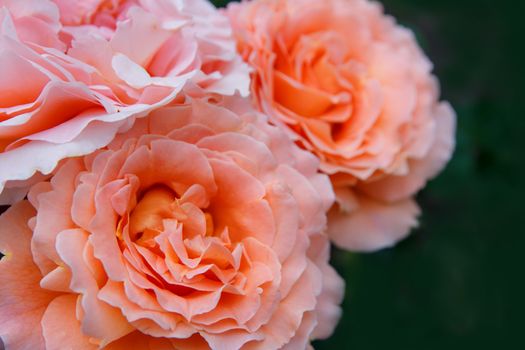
0,0,454,349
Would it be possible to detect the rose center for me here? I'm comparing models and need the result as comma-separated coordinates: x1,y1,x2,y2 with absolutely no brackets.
127,185,215,245
128,185,179,243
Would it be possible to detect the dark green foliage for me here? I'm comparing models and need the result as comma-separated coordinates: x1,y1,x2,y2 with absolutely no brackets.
213,0,525,348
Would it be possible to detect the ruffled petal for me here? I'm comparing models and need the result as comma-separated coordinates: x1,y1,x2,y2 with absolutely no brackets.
41,295,97,350
0,201,57,350
328,191,421,251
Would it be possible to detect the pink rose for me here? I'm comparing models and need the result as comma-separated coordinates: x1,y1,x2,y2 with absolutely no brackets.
0,95,343,349
227,0,456,251
0,0,250,203
54,0,250,98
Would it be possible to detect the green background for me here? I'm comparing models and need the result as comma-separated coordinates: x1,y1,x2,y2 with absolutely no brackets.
214,0,525,348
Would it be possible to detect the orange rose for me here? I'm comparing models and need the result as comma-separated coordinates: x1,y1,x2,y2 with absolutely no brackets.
0,95,343,349
228,0,456,251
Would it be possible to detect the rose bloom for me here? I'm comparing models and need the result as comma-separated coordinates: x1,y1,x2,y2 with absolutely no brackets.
227,0,456,251
0,0,249,203
0,95,344,350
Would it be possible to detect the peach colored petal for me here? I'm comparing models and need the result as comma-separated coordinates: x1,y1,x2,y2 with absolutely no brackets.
0,172,48,205
0,201,57,350
118,139,217,195
277,226,308,299
169,334,210,350
52,0,106,25
280,311,316,350
40,265,72,293
28,159,84,276
309,172,336,212
0,111,136,197
208,158,274,244
0,48,49,108
55,228,134,345
358,102,456,202
110,7,172,68
106,331,176,350
264,182,300,261
328,192,421,251
0,82,101,142
312,264,344,338
99,280,192,338
273,71,345,118
41,295,97,350
71,178,97,231
201,329,263,350
197,132,277,177
90,179,130,281
275,164,325,235
245,262,319,350
308,234,344,339
2,0,63,49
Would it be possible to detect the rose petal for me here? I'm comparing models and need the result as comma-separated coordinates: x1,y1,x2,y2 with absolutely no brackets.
328,192,421,251
0,201,57,350
41,295,96,350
